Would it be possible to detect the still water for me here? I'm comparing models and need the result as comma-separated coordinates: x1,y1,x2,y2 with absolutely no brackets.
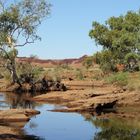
0,92,140,140
24,104,97,140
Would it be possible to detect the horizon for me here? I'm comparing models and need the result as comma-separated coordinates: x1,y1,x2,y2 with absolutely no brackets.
17,0,140,59
17,54,88,60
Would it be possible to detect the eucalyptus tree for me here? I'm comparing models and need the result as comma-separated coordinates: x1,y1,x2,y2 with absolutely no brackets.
89,11,140,71
0,0,51,84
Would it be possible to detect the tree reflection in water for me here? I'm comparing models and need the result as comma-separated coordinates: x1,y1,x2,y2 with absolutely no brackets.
83,113,140,140
23,135,45,140
2,92,140,140
4,92,37,109
0,134,45,140
0,92,45,139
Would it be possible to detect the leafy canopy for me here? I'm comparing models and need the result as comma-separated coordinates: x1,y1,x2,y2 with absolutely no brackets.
89,10,140,64
0,0,51,48
0,0,51,83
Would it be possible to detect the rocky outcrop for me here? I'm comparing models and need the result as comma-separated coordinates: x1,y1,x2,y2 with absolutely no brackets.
0,109,40,123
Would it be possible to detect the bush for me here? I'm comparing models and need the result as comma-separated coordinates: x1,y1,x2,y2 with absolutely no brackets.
105,72,128,87
83,56,94,69
92,69,104,80
44,68,62,82
76,69,84,80
94,50,117,73
3,70,12,83
16,62,43,82
124,53,140,72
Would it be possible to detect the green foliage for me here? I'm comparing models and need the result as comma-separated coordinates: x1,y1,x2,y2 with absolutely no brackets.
105,72,128,86
93,118,140,140
0,0,51,84
124,53,140,71
83,56,94,69
94,50,117,72
16,62,43,81
0,0,51,46
125,53,140,63
89,10,140,72
84,112,140,140
44,67,62,82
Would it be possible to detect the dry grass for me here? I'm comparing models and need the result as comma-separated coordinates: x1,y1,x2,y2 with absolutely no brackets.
127,72,140,91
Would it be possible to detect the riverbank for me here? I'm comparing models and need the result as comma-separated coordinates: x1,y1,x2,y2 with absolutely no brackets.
33,80,140,114
1,78,140,113
0,109,40,140
0,79,140,139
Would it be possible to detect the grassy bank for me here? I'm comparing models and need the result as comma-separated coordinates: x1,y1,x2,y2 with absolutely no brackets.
105,72,140,92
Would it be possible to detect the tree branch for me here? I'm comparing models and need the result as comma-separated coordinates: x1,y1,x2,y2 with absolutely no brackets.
0,47,10,59
15,35,35,47
0,0,5,12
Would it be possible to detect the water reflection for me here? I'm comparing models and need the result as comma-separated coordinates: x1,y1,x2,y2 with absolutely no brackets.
24,104,95,140
0,92,37,109
82,113,140,140
1,92,140,140
0,92,45,140
0,134,45,140
23,135,45,140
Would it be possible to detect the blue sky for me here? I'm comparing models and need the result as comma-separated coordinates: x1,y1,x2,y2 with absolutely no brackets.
18,0,140,59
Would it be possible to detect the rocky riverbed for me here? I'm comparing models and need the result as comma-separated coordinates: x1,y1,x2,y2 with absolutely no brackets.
0,80,140,140
33,80,140,114
0,109,40,140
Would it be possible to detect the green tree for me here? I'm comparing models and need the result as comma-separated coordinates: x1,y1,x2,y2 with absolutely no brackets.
0,0,51,85
89,10,140,71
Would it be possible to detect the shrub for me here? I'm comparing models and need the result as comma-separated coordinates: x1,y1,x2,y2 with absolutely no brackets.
105,72,128,87
83,56,94,69
94,50,117,73
16,62,43,82
76,69,84,80
92,69,104,80
124,53,140,72
3,70,12,83
44,68,62,82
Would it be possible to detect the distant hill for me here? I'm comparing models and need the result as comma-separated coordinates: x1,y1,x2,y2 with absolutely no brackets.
16,55,88,68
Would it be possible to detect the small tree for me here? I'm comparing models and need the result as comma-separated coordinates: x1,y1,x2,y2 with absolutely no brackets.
0,0,51,85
